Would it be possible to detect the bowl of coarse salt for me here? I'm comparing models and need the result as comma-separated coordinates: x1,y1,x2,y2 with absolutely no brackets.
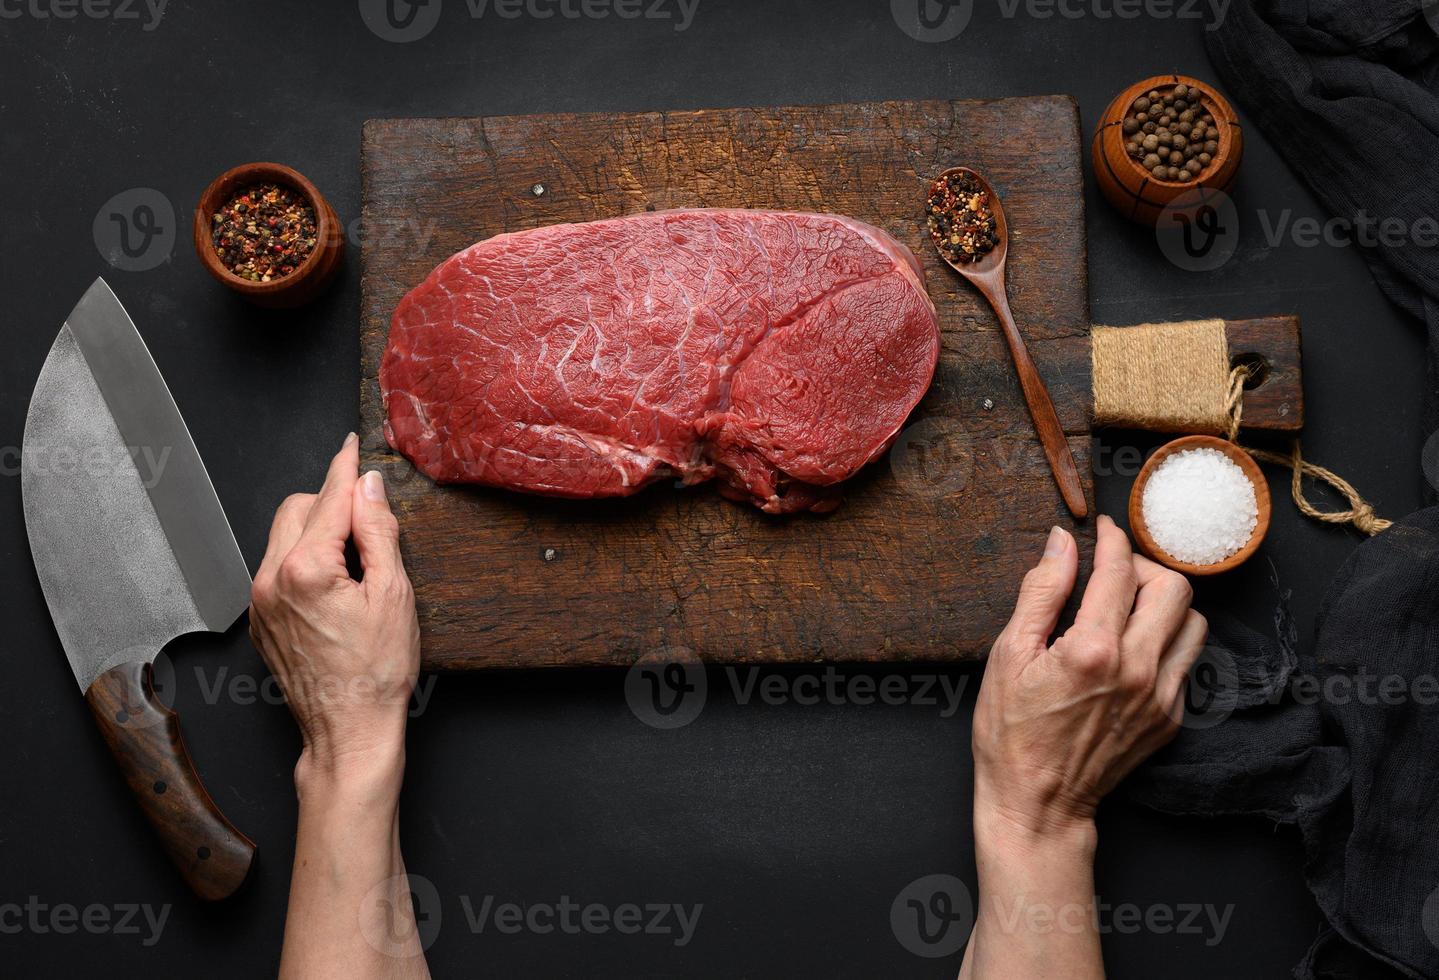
1128,435,1271,576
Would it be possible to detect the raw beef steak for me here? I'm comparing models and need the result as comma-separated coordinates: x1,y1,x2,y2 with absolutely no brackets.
381,209,940,513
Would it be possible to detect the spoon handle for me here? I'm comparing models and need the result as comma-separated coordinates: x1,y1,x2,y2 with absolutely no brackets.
984,281,1089,519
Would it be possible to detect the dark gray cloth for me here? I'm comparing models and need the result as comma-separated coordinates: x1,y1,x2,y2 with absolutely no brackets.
1202,0,1439,451
1128,4,1439,976
1132,515,1439,978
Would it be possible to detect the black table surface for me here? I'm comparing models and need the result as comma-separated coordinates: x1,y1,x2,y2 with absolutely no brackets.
2,2,1429,976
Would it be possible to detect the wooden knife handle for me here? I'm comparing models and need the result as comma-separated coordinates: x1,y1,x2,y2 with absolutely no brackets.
84,661,256,901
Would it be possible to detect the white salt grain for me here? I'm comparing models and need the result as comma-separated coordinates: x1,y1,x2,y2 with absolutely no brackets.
1141,448,1258,566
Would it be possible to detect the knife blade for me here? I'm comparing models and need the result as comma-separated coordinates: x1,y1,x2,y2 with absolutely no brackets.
22,278,256,901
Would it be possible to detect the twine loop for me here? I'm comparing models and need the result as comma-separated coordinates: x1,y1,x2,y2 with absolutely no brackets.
1093,320,1391,537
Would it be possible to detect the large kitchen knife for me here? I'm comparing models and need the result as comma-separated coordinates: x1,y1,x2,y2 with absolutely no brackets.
22,278,256,901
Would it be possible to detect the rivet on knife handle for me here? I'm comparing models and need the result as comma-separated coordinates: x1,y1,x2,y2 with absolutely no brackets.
84,663,256,901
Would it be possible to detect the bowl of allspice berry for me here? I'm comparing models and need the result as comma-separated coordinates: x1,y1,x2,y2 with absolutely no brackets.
1092,74,1242,226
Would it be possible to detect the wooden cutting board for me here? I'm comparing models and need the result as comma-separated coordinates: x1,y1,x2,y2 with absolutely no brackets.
360,97,1097,670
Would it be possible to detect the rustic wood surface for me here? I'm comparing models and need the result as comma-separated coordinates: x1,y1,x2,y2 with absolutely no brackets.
360,98,1100,669
1223,315,1304,432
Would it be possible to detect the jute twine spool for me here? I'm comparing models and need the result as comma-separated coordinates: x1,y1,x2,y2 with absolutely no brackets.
1092,319,1392,536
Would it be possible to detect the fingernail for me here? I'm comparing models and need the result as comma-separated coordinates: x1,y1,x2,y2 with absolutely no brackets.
363,469,386,502
1044,525,1069,557
344,431,358,448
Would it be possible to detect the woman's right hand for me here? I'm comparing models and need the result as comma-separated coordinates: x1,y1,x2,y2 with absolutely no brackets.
972,514,1207,840
960,515,1207,980
248,432,421,789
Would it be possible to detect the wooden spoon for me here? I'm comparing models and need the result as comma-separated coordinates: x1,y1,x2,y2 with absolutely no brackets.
927,167,1088,519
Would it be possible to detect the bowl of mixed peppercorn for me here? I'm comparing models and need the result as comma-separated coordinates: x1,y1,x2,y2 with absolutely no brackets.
193,162,344,307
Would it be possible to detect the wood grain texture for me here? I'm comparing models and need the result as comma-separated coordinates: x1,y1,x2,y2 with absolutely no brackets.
85,662,256,900
1223,315,1303,432
360,99,1095,669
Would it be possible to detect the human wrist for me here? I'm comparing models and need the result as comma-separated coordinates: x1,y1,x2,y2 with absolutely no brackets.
295,736,406,810
973,781,1098,864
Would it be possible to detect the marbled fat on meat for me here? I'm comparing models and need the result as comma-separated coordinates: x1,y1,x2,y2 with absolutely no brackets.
380,209,940,513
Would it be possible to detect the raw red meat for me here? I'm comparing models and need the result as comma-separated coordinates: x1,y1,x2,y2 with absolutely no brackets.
380,209,939,513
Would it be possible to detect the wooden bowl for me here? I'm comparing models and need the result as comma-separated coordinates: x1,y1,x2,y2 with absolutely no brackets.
193,162,344,308
1092,75,1243,226
1128,435,1270,576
